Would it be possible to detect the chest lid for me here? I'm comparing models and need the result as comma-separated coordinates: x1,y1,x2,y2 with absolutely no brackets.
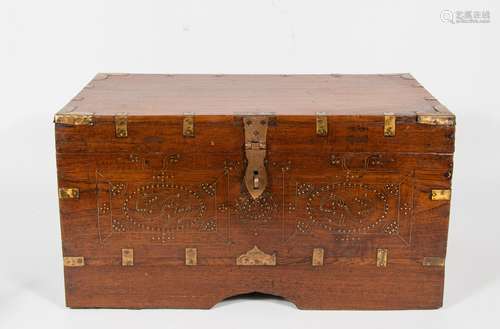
54,73,455,155
55,73,453,117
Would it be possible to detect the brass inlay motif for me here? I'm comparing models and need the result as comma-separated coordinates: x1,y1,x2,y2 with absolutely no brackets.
417,114,455,126
121,248,134,266
422,257,445,267
243,116,269,199
63,256,85,267
384,113,396,137
316,112,328,136
431,189,451,201
183,114,195,137
115,113,128,138
185,248,197,266
376,248,388,267
58,187,79,199
54,113,94,126
312,248,324,266
236,246,276,266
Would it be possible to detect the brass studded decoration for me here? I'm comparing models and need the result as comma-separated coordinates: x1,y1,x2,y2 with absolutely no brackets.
115,113,128,138
121,248,134,266
422,257,445,267
58,187,80,199
316,112,328,136
431,189,451,201
312,248,324,266
376,249,388,267
185,248,197,266
384,113,396,137
183,114,194,137
54,113,94,126
63,256,85,267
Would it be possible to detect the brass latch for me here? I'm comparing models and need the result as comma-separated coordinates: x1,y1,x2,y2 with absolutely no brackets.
243,116,268,199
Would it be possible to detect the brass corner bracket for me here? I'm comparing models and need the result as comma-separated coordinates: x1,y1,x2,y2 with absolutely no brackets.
417,114,455,126
54,113,94,126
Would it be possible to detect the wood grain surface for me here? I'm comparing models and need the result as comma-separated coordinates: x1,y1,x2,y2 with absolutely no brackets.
57,73,452,116
55,74,455,309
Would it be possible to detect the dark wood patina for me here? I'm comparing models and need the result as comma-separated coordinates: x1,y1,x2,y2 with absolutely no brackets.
55,74,455,309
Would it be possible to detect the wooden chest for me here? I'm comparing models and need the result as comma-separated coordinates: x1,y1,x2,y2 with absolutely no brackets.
55,74,455,309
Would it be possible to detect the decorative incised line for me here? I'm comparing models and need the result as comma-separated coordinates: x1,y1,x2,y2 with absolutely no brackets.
96,162,224,245
330,154,397,171
303,182,389,234
293,175,413,245
121,180,209,242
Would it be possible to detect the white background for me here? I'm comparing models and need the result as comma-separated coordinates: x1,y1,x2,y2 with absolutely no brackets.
1,1,499,328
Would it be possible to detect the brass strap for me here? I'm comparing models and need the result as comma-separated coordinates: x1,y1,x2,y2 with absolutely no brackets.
183,114,195,137
185,248,198,266
115,113,128,138
243,116,268,199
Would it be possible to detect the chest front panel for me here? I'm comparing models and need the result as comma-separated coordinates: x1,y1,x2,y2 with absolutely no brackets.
56,116,453,309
